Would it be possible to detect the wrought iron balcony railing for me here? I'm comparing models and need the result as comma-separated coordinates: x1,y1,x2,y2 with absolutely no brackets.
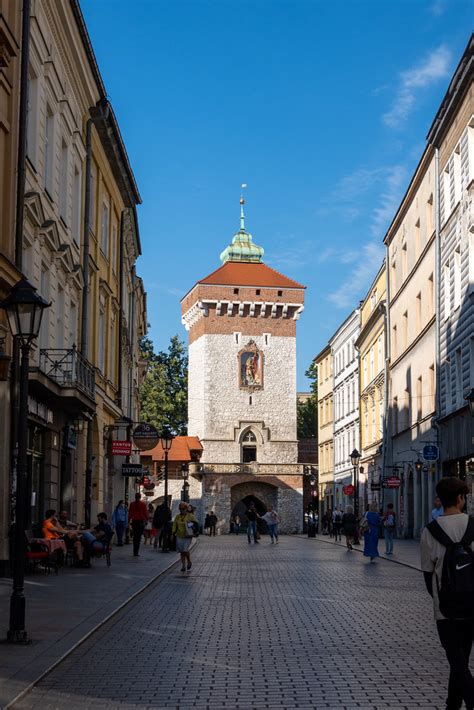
39,347,96,400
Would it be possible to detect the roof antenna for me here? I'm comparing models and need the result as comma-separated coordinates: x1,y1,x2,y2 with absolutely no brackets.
240,183,247,231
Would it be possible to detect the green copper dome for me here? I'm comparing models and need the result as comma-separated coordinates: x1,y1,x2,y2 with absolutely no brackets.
220,198,264,264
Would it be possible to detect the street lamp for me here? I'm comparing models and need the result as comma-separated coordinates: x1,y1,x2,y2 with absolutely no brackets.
0,278,49,643
350,448,361,519
181,463,189,503
465,388,474,418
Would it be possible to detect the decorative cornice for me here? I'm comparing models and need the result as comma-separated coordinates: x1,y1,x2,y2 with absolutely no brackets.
182,298,305,330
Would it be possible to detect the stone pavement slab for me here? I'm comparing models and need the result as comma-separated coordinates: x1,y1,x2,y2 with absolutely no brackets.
0,541,187,709
308,534,422,570
12,535,473,710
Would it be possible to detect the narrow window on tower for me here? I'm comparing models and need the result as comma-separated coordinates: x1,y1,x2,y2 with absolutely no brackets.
249,396,252,405
234,332,240,345
256,289,261,296
278,290,283,296
264,333,270,345
234,288,239,295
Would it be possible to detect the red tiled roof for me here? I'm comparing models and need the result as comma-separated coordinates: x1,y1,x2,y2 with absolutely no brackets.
140,436,203,463
198,262,305,289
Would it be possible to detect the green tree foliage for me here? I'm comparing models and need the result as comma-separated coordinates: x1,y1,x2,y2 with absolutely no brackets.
297,360,318,439
139,334,188,434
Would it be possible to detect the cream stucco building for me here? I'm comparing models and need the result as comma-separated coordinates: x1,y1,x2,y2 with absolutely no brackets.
315,344,333,517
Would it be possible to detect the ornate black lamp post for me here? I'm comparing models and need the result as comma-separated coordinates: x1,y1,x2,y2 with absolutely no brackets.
0,278,49,642
350,448,361,520
181,463,189,503
160,426,174,505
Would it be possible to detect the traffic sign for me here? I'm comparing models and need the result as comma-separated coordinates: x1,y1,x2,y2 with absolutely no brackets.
122,463,143,477
385,476,401,489
133,423,159,451
423,444,439,461
343,484,355,496
112,440,132,456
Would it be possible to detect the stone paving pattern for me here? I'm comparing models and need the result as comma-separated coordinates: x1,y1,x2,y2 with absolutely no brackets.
14,536,472,710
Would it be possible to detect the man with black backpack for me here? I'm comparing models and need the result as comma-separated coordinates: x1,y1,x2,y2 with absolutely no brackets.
420,476,474,710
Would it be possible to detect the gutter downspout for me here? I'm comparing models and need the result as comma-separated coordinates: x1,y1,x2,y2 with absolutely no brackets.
117,210,125,412
433,147,442,476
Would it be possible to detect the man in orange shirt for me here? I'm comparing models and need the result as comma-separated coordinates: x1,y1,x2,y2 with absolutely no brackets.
128,493,148,557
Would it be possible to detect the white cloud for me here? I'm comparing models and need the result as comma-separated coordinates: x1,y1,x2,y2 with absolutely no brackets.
327,241,385,309
383,46,451,128
430,0,446,16
371,164,408,238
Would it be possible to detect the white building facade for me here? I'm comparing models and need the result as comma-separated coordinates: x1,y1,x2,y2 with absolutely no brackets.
331,309,360,509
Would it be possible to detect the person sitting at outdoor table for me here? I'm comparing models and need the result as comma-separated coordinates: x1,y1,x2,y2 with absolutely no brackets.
81,513,113,561
43,509,85,564
58,510,79,530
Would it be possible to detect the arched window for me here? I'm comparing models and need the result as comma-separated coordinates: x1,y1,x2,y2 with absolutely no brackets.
241,430,257,463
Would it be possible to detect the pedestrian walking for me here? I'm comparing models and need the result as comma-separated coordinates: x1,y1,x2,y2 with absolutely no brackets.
204,513,211,535
172,501,198,572
234,514,241,534
261,506,280,543
322,510,330,535
128,492,148,557
333,507,343,541
144,503,155,544
362,502,381,563
208,511,217,536
327,508,334,538
112,500,128,546
420,476,474,710
152,502,172,549
382,502,396,555
342,505,357,550
246,503,259,544
431,496,445,520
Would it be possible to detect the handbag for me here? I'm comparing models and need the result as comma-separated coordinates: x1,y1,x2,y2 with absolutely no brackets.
359,516,370,535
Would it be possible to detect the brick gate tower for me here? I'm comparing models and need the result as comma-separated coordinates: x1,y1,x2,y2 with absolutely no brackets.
181,196,306,532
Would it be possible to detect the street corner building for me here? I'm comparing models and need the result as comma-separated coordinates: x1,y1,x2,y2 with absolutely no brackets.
0,0,147,571
181,197,306,533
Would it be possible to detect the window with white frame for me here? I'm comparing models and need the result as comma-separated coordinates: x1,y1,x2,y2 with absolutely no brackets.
39,265,50,350
426,194,434,237
377,334,383,372
56,285,65,349
72,164,81,244
26,69,38,165
59,140,68,222
370,346,374,381
111,224,117,274
414,219,421,260
444,262,451,318
44,107,55,195
454,248,461,310
453,145,461,206
98,307,106,373
70,301,77,347
370,289,377,311
101,199,110,257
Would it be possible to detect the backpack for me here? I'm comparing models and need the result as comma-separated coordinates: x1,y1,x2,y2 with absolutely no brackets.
426,517,474,619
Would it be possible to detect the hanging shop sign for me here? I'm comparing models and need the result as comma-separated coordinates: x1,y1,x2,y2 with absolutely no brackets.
132,423,159,451
122,463,143,477
385,476,401,489
112,440,132,456
423,444,439,462
343,484,355,496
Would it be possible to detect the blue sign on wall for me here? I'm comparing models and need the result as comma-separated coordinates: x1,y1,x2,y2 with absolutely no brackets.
423,444,439,461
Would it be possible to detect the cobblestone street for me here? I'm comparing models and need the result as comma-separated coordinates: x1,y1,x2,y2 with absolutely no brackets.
13,536,470,710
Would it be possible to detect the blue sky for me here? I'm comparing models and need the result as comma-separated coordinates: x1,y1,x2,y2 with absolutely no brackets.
81,0,472,388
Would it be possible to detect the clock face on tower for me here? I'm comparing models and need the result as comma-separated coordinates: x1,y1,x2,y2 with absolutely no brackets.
238,340,264,391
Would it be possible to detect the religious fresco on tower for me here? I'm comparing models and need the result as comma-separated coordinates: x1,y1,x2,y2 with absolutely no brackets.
239,341,264,390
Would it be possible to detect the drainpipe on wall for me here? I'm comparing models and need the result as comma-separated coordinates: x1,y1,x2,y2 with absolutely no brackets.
433,147,442,476
80,101,109,528
117,210,125,412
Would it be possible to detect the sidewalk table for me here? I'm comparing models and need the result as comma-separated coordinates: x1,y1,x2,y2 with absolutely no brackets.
31,538,66,554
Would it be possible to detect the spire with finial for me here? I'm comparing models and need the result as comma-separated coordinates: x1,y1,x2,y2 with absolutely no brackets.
220,184,264,264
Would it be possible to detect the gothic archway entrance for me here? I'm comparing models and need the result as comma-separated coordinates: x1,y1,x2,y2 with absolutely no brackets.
231,481,278,534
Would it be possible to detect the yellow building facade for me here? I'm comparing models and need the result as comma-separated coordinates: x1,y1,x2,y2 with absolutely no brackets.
315,344,333,516
355,262,386,506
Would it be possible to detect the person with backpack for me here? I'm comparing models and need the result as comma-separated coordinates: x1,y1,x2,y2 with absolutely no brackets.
420,476,474,710
382,503,396,555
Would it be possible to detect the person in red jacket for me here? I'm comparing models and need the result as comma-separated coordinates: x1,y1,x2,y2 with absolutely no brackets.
128,493,148,557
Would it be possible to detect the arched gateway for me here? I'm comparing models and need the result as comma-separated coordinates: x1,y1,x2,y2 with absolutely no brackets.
181,195,306,533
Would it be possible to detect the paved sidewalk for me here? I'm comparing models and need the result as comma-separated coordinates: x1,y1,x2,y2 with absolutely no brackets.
310,534,422,569
14,535,465,710
0,540,188,709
